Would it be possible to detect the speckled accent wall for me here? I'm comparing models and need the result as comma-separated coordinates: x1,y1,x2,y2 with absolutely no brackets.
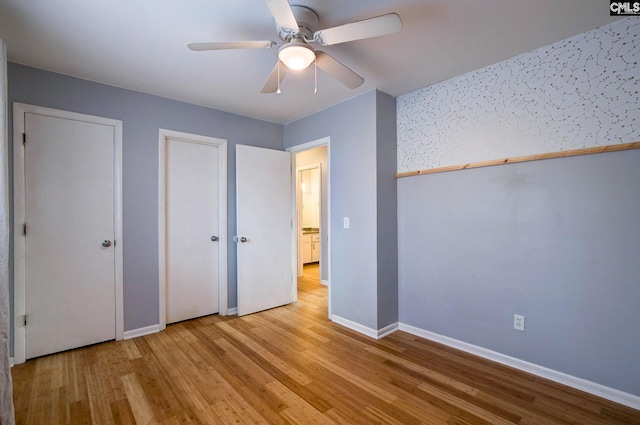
397,18,639,174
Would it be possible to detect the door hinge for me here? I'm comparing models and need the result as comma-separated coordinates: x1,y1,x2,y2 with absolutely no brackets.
23,223,27,235
22,133,26,145
23,315,27,326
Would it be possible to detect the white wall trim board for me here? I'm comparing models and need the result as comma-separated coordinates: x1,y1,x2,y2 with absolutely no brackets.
331,315,378,339
9,358,14,368
377,322,399,339
398,323,640,410
123,324,162,340
227,307,238,315
321,280,329,286
287,137,330,153
331,315,399,340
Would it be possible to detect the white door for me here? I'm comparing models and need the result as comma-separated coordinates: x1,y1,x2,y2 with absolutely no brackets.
165,137,220,323
23,112,117,359
236,145,293,316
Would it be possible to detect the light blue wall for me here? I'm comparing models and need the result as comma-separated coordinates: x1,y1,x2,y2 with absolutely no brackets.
396,18,640,397
7,63,283,335
398,151,640,396
284,90,399,331
375,92,398,329
284,91,379,329
8,64,396,346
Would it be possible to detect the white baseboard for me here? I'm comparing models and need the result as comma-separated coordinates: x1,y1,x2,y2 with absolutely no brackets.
321,280,329,286
331,315,399,340
123,324,162,340
398,323,640,410
10,357,14,367
377,322,399,338
332,315,378,338
227,307,238,315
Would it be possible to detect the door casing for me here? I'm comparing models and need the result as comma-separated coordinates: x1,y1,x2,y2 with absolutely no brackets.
12,102,124,365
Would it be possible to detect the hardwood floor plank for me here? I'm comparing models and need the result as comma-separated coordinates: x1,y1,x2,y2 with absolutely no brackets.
10,265,640,424
121,339,142,360
129,357,185,419
303,349,398,404
416,381,518,425
119,373,157,425
266,381,334,425
85,361,118,425
531,396,629,425
69,399,93,425
217,321,312,386
109,399,137,425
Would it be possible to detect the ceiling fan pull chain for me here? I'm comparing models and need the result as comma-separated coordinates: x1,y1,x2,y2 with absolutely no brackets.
314,55,318,94
277,60,282,94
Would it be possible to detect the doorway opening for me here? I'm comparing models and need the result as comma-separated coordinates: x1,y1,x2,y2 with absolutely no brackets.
288,138,330,318
297,163,321,273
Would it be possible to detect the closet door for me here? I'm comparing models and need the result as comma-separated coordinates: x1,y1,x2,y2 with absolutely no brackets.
164,136,221,323
23,111,117,359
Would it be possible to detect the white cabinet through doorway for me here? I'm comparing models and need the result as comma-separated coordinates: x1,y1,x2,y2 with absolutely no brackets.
302,233,320,264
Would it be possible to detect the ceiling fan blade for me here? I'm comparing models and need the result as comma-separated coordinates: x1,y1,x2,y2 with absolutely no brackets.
315,51,364,89
264,0,299,32
261,61,288,93
188,41,276,51
313,13,402,46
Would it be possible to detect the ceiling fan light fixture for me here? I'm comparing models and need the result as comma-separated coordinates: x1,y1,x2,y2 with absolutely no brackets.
278,41,315,70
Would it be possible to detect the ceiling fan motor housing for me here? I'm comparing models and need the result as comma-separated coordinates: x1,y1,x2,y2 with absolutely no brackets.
277,5,319,42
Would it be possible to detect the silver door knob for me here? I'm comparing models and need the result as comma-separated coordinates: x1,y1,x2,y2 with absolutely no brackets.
211,235,218,242
240,237,247,243
102,240,112,248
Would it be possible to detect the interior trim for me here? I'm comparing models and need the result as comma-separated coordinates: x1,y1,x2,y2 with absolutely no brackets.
396,141,640,178
123,324,162,340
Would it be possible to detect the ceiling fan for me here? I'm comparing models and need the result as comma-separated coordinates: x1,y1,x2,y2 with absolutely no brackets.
188,0,402,93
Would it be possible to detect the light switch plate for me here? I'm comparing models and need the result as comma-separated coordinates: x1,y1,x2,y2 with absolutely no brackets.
343,217,350,229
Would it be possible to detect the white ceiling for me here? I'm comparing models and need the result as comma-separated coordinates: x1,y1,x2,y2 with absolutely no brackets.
0,0,621,124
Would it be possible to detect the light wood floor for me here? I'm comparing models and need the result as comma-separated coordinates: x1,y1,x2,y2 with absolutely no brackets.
11,263,640,424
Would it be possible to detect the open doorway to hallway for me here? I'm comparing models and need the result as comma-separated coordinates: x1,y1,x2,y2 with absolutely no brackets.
290,139,330,318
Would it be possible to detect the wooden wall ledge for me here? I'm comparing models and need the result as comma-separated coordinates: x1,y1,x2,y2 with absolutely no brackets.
396,141,640,178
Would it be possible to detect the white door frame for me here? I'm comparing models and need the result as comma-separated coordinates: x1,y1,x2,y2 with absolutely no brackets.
287,137,331,319
12,103,124,365
158,129,228,329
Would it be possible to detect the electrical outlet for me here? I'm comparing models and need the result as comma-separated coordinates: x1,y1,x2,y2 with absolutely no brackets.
514,314,525,331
